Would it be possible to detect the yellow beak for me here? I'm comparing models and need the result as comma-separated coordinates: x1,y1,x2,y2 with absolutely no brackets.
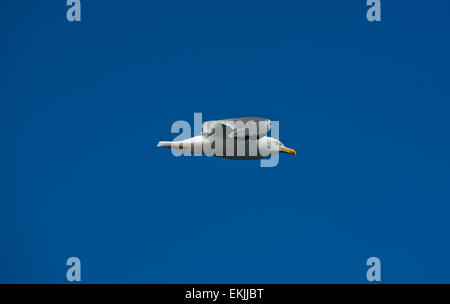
281,147,296,155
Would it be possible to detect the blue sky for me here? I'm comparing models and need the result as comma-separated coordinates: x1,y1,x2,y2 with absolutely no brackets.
1,0,450,283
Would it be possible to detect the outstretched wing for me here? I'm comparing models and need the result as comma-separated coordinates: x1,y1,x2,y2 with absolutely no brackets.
202,117,271,140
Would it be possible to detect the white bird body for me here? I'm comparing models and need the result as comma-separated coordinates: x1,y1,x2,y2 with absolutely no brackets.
157,117,296,160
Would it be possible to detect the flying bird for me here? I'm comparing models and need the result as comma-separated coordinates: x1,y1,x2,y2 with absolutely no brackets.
157,117,296,160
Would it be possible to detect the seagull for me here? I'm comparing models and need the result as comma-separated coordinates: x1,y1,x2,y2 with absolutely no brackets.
157,117,296,160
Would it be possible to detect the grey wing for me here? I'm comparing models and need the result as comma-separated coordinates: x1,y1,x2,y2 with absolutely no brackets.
202,117,270,139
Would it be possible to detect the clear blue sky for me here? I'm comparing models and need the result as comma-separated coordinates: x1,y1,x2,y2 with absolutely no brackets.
1,0,449,283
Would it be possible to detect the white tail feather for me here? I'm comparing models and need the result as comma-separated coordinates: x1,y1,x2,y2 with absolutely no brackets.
157,141,173,147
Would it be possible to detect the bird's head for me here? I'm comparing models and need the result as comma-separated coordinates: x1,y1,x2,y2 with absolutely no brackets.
266,137,296,155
